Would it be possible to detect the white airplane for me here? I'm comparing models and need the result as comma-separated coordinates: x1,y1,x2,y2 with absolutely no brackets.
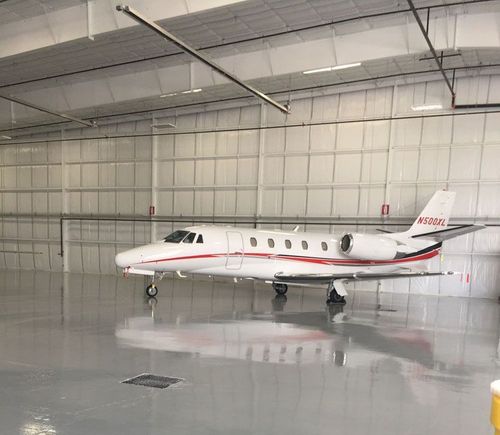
115,191,484,303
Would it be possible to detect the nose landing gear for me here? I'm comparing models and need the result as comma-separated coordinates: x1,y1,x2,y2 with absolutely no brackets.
145,272,167,298
146,283,158,297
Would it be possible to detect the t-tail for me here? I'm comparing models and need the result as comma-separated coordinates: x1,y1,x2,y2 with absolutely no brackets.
399,190,484,242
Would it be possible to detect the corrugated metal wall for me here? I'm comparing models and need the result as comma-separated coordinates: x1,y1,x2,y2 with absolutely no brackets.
0,76,499,298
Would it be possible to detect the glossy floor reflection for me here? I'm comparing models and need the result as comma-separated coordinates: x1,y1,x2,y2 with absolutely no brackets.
0,270,499,435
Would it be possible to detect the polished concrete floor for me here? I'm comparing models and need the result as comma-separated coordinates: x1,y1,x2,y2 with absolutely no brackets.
0,270,499,435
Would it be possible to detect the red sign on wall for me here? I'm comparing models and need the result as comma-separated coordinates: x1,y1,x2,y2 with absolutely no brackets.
381,204,390,215
149,205,156,216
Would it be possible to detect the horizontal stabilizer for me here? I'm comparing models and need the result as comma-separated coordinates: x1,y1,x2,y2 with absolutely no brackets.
274,270,456,284
376,229,394,234
411,224,485,241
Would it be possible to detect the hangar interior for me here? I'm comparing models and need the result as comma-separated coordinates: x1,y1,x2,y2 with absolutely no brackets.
0,1,499,434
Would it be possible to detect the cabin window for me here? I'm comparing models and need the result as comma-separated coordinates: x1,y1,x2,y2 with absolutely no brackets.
268,238,275,248
285,239,292,249
182,232,196,244
250,237,257,247
196,234,204,243
302,240,308,250
321,241,328,251
164,230,189,243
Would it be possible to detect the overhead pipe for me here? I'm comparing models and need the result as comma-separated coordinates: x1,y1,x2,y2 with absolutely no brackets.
2,61,500,136
0,94,96,128
3,105,500,146
116,5,291,115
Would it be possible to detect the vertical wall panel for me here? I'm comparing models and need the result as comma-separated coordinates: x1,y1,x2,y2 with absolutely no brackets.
236,190,257,215
307,189,332,216
334,154,361,183
214,190,236,215
308,155,334,184
194,191,214,215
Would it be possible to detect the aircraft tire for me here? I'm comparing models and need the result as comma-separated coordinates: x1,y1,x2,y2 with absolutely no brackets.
327,290,346,305
146,284,158,298
273,282,288,295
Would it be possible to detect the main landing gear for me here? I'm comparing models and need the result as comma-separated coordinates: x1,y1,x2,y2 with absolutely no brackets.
145,272,167,298
327,281,346,305
272,282,288,296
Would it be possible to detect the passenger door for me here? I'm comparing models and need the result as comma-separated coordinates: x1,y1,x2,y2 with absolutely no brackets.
226,231,244,270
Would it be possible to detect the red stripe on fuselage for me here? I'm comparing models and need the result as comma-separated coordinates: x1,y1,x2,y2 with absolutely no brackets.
140,253,223,264
133,249,440,267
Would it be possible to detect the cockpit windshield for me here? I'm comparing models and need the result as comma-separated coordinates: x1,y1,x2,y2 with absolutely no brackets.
182,232,196,244
163,230,189,243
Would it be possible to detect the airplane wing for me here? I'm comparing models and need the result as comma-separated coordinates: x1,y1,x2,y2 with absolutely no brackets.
274,270,456,284
411,224,485,241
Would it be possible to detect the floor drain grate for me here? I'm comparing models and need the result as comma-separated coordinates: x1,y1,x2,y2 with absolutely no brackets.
122,373,183,389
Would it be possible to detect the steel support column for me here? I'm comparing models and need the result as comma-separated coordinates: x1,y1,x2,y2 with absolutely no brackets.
406,0,456,107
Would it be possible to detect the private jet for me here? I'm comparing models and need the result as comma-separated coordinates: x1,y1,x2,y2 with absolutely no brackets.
115,191,484,304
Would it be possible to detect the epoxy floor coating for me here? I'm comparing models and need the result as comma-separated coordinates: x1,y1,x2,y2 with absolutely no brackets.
0,270,499,435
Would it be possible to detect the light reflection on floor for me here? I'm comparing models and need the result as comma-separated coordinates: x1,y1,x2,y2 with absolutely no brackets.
0,270,499,435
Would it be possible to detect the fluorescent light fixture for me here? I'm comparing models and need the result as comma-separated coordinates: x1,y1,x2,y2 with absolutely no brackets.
0,135,11,140
331,62,361,71
160,92,177,98
181,88,202,94
152,123,176,129
411,104,443,111
303,66,333,75
303,62,361,74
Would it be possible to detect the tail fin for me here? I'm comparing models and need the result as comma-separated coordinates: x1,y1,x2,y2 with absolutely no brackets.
406,191,456,236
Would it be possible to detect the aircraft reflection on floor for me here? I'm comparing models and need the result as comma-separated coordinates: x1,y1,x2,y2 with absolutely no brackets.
115,295,470,389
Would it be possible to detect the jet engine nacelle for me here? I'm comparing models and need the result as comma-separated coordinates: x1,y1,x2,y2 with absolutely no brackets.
340,233,398,261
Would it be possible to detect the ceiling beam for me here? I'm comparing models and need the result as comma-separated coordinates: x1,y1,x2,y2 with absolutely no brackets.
406,0,456,106
116,4,291,115
0,94,96,128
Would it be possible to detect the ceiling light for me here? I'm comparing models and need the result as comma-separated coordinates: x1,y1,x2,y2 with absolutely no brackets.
411,104,443,111
303,66,333,75
152,123,176,129
160,93,177,98
303,62,361,74
0,135,11,140
331,62,362,71
181,88,202,94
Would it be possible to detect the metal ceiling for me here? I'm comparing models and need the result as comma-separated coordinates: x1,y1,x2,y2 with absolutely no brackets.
1,0,496,90
0,0,499,135
0,0,84,25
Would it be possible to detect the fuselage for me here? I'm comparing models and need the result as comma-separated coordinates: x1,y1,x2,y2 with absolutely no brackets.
115,225,440,281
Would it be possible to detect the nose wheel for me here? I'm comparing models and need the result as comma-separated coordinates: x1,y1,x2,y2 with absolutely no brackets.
146,283,158,298
145,272,167,298
272,282,288,295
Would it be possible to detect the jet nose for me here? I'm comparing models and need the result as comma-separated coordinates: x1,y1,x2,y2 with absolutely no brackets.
115,251,132,268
